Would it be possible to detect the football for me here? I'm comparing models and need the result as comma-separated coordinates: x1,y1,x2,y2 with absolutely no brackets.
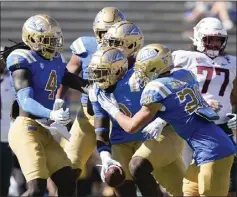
104,165,125,188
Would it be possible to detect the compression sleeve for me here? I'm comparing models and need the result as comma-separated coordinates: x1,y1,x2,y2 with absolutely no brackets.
17,87,51,118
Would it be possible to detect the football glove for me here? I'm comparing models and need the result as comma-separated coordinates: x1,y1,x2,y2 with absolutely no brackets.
226,113,237,130
100,151,122,183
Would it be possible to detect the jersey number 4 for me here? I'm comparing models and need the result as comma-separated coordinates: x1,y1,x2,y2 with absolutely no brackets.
197,66,229,96
45,70,57,100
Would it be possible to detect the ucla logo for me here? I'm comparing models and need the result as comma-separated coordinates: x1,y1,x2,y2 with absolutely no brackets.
28,19,46,33
139,49,158,62
123,25,141,36
106,50,124,63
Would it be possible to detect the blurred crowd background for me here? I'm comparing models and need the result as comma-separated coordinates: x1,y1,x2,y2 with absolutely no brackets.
1,1,236,196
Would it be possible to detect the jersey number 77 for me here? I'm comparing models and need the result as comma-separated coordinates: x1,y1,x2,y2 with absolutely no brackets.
197,66,229,96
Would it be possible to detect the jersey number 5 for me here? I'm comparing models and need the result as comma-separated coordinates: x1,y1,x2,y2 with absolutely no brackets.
197,66,229,96
45,70,57,100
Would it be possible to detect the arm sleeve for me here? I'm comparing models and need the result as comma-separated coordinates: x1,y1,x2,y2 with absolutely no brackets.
61,68,89,93
17,87,51,118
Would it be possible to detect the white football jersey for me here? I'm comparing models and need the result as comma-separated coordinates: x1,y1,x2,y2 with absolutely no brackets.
172,50,236,124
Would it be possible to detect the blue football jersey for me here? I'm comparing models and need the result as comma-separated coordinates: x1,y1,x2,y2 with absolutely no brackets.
141,69,236,165
7,49,67,110
70,36,98,105
93,68,155,145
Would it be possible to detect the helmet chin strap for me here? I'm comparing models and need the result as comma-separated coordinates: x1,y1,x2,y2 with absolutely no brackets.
205,49,219,58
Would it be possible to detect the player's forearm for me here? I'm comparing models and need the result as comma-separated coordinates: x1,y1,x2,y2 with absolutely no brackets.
61,72,89,93
56,84,69,99
17,87,51,118
96,130,111,153
115,112,140,134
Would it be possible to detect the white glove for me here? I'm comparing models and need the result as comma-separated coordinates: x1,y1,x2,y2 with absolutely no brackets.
100,151,122,182
226,113,237,130
49,122,71,141
35,120,71,141
49,108,71,126
98,91,120,119
128,72,141,92
206,99,222,112
88,83,100,103
142,117,167,140
53,98,65,111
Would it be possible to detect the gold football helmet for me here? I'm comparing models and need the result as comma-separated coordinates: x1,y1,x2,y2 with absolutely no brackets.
93,7,126,44
22,14,63,60
134,44,173,87
102,21,144,57
88,47,128,89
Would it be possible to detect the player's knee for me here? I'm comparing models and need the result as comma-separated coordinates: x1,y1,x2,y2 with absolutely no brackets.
27,179,47,197
129,156,153,178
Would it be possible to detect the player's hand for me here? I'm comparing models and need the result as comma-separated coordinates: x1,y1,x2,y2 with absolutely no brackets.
101,159,122,183
206,99,222,112
142,117,167,140
49,122,71,141
53,98,65,111
100,151,122,182
128,72,141,92
226,113,237,130
98,91,120,119
50,108,71,126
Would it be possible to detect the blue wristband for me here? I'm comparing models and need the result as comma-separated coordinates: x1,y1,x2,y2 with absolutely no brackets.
97,145,111,153
95,127,110,133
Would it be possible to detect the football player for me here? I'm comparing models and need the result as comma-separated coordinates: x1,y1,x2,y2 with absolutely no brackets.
172,17,236,196
94,43,237,196
88,21,185,196
5,14,87,196
55,8,126,184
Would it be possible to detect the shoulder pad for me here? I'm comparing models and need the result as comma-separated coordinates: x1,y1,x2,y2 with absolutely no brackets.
6,49,36,72
70,36,97,55
172,50,191,68
140,80,172,106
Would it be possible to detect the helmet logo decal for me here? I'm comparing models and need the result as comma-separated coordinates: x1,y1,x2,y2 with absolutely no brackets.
106,50,124,63
123,25,141,36
28,19,46,33
139,48,158,62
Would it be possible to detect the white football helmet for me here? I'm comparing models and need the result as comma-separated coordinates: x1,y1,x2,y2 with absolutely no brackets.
192,17,228,58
